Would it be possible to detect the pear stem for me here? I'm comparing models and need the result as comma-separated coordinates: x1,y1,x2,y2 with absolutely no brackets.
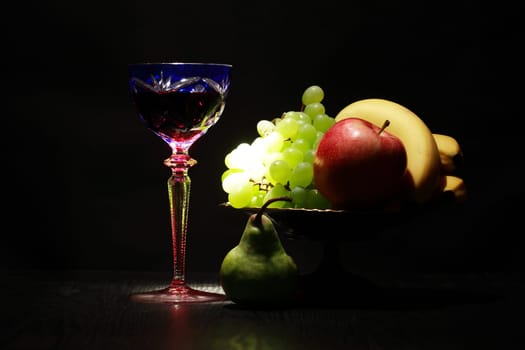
255,196,293,225
378,120,391,135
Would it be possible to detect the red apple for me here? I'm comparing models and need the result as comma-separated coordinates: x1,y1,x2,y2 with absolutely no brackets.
313,117,407,210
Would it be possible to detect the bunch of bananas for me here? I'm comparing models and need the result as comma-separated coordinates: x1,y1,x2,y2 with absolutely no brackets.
335,98,467,206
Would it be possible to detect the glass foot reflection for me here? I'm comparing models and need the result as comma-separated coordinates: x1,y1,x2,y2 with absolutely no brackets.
131,280,226,304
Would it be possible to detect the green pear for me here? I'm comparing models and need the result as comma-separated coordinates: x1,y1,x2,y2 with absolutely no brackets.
220,197,299,307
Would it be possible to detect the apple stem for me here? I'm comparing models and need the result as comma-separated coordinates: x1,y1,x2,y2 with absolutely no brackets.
378,120,391,135
255,196,292,224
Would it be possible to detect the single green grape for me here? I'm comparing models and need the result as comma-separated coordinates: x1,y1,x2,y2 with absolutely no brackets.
290,138,311,154
294,122,317,144
296,112,312,124
229,182,257,208
312,113,335,133
303,102,325,119
290,186,308,208
281,147,303,169
302,149,315,164
257,120,275,137
289,162,313,189
283,111,301,120
275,116,299,139
302,85,324,105
222,170,249,193
269,159,292,185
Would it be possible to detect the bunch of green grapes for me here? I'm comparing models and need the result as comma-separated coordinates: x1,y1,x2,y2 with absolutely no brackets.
222,85,336,209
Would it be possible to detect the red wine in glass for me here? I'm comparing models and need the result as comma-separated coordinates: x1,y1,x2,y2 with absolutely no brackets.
131,78,225,147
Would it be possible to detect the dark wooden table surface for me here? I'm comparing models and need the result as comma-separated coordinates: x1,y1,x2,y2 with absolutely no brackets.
1,269,522,350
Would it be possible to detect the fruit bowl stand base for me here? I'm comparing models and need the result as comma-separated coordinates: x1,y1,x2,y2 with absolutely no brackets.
296,238,381,305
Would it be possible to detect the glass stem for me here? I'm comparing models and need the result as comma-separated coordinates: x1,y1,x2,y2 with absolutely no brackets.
164,152,197,286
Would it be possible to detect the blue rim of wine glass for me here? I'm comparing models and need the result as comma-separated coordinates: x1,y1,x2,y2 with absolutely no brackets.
129,62,232,67
128,62,232,91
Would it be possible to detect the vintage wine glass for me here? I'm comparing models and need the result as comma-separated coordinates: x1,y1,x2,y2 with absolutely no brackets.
128,62,232,303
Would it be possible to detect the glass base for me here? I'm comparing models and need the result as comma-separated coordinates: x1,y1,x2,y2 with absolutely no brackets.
130,282,226,304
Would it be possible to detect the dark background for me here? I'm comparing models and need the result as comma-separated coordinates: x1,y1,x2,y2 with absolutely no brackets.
2,1,522,276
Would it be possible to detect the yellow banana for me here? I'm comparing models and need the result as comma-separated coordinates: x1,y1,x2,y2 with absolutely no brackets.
335,98,441,205
440,174,467,204
432,133,464,174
